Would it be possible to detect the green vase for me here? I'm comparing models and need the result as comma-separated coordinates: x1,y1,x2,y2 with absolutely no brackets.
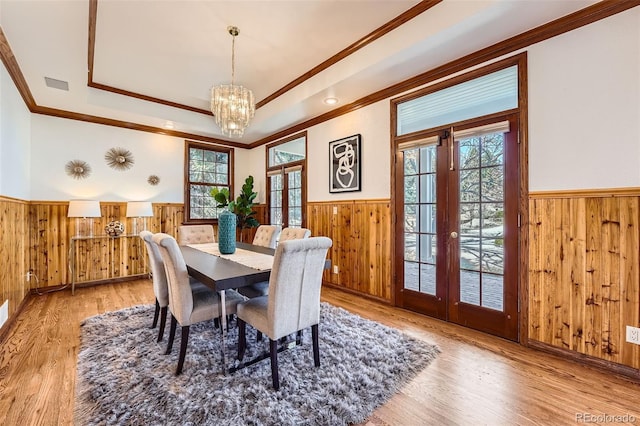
218,209,236,254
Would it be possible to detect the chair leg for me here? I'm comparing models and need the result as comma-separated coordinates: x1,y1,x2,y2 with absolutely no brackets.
166,314,177,355
257,331,263,342
176,325,190,375
237,319,246,360
312,324,320,367
214,317,220,329
269,339,280,390
151,299,160,329
157,306,168,342
296,330,302,345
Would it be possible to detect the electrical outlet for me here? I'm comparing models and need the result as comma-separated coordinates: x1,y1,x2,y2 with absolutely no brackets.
25,272,31,282
626,326,640,345
333,206,337,215
333,265,339,274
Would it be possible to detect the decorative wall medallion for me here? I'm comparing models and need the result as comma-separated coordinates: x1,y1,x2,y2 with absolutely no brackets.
147,175,160,186
105,147,134,170
65,160,91,180
105,220,125,237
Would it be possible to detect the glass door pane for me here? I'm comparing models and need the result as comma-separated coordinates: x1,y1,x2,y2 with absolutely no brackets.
287,170,302,227
457,132,505,312
403,145,437,295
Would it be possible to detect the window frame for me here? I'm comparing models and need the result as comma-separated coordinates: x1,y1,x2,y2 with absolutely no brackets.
183,141,234,224
265,132,307,228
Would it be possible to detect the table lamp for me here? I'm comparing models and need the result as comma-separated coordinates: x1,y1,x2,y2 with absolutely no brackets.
68,200,101,237
126,201,153,235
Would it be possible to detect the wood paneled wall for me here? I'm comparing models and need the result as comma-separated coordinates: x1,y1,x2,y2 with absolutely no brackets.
29,202,185,288
307,200,392,301
0,197,29,320
28,202,267,289
529,194,640,369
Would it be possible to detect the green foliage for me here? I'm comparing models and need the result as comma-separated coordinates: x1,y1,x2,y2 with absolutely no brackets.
210,187,231,209
209,176,259,230
234,175,260,230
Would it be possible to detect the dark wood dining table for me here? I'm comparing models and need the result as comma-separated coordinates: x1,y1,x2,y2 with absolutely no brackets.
180,242,276,371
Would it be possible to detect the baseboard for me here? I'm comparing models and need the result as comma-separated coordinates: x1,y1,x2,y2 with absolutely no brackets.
528,339,640,384
322,281,391,305
0,293,33,345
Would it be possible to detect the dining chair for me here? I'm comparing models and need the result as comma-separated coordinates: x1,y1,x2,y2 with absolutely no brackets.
278,227,311,242
236,236,333,390
140,231,212,342
140,231,170,341
251,224,281,249
152,232,245,375
177,224,215,245
238,225,282,299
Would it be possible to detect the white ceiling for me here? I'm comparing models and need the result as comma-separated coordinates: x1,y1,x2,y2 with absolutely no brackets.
0,0,598,144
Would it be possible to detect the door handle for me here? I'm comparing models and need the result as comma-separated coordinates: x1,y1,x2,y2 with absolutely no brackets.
450,231,458,239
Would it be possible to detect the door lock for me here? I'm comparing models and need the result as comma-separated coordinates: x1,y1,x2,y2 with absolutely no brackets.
450,231,458,238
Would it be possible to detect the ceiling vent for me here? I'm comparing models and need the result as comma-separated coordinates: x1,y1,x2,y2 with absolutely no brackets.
44,77,69,91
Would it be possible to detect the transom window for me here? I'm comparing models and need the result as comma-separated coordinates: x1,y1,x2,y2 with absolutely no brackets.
184,141,233,222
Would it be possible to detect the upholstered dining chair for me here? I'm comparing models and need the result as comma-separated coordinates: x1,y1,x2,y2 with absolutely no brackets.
252,224,281,249
238,225,282,299
177,224,215,245
140,231,170,341
152,233,245,375
140,231,211,342
236,236,333,390
278,227,311,242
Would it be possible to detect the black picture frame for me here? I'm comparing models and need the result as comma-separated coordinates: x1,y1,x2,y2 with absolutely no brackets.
329,134,361,193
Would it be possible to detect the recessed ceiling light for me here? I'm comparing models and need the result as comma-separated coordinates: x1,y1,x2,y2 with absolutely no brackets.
324,97,338,105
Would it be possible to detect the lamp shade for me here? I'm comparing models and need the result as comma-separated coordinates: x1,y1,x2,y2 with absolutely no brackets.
67,200,101,218
126,201,153,217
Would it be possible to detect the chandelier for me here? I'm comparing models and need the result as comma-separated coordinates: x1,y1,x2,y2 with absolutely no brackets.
211,26,255,138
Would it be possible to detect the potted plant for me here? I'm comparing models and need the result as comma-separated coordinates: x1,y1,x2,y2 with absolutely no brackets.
210,175,260,252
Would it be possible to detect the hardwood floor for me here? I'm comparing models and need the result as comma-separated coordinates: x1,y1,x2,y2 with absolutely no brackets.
1,280,639,425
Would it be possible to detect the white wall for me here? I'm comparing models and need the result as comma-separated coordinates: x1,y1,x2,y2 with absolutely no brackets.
249,7,640,198
528,8,640,191
30,115,185,202
307,100,390,201
0,64,31,199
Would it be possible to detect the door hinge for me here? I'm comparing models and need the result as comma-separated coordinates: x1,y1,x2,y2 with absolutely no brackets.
517,214,521,228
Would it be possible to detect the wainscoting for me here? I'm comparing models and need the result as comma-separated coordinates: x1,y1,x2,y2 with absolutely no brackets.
28,202,185,288
307,200,392,302
4,193,640,374
0,196,29,321
27,201,267,289
528,190,640,370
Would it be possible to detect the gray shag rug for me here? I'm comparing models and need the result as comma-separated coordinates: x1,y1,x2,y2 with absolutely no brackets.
76,302,439,425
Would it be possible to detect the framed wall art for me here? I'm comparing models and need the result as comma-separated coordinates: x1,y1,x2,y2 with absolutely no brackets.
329,134,361,193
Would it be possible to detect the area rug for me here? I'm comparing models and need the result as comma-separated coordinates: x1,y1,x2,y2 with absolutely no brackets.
75,303,439,425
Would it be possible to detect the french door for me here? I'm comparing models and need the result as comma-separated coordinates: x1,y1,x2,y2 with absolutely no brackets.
394,114,519,341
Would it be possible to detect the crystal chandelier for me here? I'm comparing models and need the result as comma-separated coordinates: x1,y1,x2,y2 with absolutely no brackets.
211,26,255,138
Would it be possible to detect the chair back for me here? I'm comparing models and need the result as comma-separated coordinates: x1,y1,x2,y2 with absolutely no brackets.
152,233,194,325
267,237,332,338
178,224,215,245
278,227,311,242
252,225,281,249
140,231,169,307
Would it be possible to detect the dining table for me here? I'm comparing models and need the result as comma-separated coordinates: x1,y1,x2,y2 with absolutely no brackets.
180,241,276,372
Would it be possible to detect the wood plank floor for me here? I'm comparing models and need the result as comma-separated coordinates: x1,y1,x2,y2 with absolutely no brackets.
1,279,639,425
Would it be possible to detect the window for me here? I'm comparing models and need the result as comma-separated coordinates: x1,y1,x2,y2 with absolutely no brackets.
184,141,233,222
266,133,306,228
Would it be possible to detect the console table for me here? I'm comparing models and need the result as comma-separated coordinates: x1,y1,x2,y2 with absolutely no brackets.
69,234,147,294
